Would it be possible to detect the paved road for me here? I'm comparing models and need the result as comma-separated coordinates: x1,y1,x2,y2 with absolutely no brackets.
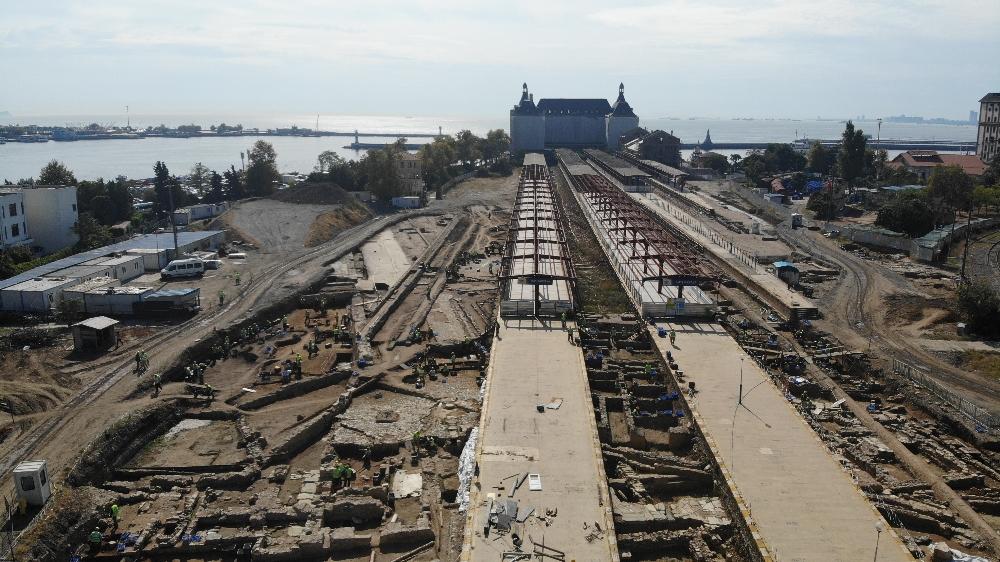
650,321,912,562
464,319,618,561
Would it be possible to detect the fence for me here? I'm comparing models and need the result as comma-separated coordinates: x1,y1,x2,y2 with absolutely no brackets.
892,359,999,431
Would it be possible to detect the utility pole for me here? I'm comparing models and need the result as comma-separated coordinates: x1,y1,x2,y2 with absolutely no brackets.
167,179,180,259
876,118,882,181
960,202,974,280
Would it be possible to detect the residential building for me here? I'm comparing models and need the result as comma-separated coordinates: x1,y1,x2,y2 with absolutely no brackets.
21,186,79,253
0,190,32,249
977,93,1000,162
510,83,640,152
396,151,425,196
887,150,986,181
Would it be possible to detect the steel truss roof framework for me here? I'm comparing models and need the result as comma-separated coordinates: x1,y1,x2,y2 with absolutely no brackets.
499,160,576,317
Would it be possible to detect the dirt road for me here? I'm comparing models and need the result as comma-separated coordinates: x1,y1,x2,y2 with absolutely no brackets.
0,174,518,490
0,212,416,482
773,219,1000,412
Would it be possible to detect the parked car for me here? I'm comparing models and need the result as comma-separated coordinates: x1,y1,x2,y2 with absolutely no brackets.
161,258,206,279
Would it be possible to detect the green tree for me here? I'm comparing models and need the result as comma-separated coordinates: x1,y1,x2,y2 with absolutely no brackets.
455,130,482,168
76,179,108,215
206,171,225,204
73,213,111,250
91,195,115,225
189,162,210,197
729,153,742,169
105,176,133,222
806,142,833,175
927,165,974,224
972,185,1000,214
0,247,33,279
316,150,344,174
245,140,280,196
762,143,806,172
875,191,936,237
223,165,245,201
38,160,77,185
699,152,730,174
807,186,844,220
956,282,1000,339
481,129,511,165
362,147,402,202
837,121,867,188
983,157,1000,187
419,136,458,193
740,153,767,185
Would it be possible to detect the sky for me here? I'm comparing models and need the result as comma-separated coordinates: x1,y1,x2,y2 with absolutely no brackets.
1,0,998,120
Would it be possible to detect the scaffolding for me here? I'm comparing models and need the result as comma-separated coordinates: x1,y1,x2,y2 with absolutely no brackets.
499,156,576,317
556,150,717,318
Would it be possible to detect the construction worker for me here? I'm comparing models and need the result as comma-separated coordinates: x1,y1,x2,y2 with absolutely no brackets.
110,504,121,531
567,326,574,344
282,315,289,330
88,528,102,554
342,466,355,488
135,352,143,371
206,384,215,401
561,311,567,328
234,271,241,286
153,373,162,394
218,290,225,306
669,329,677,346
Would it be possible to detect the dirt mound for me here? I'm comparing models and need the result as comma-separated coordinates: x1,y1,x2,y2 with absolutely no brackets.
269,182,355,205
0,339,78,415
883,293,956,326
304,205,372,247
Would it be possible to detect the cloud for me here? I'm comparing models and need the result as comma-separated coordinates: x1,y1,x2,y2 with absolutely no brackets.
588,0,1000,48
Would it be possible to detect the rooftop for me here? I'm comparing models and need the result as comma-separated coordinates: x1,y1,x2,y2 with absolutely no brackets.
3,277,80,292
73,316,119,330
980,93,1000,103
522,153,546,167
537,98,613,115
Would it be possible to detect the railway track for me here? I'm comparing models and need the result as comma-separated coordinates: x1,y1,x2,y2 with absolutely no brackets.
0,213,422,479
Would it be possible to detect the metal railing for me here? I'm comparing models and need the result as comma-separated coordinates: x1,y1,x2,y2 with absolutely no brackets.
892,359,999,431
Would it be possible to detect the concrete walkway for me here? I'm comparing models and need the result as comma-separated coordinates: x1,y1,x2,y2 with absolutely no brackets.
463,319,617,561
651,321,912,562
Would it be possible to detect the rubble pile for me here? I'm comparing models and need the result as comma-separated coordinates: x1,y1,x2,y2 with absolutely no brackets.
580,315,741,561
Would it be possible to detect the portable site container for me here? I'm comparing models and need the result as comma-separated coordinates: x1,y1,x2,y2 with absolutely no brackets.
14,460,51,506
85,254,145,282
391,196,422,209
62,277,120,307
0,277,83,312
125,248,170,271
83,286,154,315
136,287,201,314
50,264,113,283
71,316,119,351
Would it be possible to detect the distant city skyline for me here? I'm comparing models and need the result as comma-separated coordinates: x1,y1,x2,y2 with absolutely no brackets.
1,0,997,120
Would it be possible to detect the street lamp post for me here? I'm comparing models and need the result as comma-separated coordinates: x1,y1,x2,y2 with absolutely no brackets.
873,521,885,561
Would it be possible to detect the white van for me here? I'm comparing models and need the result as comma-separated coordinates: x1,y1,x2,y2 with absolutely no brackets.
161,258,206,279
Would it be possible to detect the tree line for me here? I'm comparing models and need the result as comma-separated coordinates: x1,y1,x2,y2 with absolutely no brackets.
308,129,511,202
